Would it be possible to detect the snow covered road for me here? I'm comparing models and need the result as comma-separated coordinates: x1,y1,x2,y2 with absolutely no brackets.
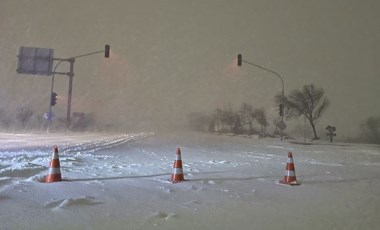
0,132,379,230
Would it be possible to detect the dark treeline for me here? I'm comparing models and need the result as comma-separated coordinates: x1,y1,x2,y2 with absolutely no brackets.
188,102,279,137
0,106,96,132
188,102,380,144
1,104,379,145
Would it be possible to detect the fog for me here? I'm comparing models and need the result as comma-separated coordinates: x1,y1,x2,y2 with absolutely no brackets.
1,0,379,137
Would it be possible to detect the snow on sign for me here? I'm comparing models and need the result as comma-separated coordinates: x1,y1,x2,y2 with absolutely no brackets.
277,120,287,130
16,46,54,76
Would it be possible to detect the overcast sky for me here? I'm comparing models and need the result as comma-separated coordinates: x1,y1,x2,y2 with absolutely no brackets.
1,0,379,138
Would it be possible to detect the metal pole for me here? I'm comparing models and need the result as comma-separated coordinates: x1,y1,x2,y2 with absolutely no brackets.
47,60,64,133
66,59,75,132
242,59,285,140
49,46,109,132
47,74,55,133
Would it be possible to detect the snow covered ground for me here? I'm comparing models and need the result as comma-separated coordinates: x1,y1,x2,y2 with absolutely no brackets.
0,131,379,230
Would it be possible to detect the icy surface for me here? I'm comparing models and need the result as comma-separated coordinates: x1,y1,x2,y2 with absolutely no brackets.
0,132,379,230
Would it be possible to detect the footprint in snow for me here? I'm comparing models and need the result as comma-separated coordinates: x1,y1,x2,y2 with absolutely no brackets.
189,185,204,191
150,212,177,221
44,196,103,210
184,200,202,206
158,186,173,193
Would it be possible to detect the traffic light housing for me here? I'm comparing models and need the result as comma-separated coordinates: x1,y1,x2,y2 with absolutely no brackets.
105,44,110,58
51,92,57,106
279,104,284,116
237,54,242,66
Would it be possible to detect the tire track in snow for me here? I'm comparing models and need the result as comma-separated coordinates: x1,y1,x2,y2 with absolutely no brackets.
0,133,153,182
62,133,152,155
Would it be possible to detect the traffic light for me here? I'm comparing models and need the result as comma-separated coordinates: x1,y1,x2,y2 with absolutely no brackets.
279,104,284,116
51,92,57,106
237,54,242,66
105,44,110,58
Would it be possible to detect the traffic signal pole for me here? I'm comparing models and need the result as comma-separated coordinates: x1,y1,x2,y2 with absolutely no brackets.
47,60,63,133
47,73,55,133
67,59,74,131
237,54,285,141
47,45,110,133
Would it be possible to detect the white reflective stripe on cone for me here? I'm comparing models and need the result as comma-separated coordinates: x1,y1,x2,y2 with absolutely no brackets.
48,167,61,175
52,152,59,159
172,168,183,174
284,170,296,177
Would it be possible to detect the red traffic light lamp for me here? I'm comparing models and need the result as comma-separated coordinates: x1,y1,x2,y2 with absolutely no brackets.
51,92,58,106
237,54,242,66
105,45,110,58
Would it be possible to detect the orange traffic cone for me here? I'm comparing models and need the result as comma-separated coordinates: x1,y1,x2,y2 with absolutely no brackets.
46,145,62,183
171,148,184,183
279,152,300,186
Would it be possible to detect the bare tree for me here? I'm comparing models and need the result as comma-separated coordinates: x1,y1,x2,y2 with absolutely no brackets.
232,113,243,133
0,108,12,129
272,117,281,135
239,103,255,131
223,104,235,131
211,104,241,133
361,116,380,144
187,112,211,131
254,108,269,134
282,84,329,139
211,108,227,131
15,106,34,129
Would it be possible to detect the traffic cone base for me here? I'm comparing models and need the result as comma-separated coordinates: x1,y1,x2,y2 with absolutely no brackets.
46,173,62,183
46,145,62,183
171,148,185,183
279,179,300,186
